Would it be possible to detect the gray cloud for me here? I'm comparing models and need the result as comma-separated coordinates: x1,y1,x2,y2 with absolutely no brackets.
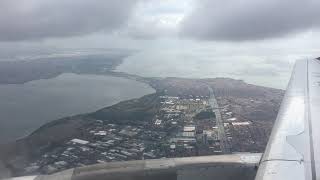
0,0,139,41
181,0,320,41
122,21,177,40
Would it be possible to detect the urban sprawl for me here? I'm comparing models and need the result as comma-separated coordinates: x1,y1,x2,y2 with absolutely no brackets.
25,93,260,174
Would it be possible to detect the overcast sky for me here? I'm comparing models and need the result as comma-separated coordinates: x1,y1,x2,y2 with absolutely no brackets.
0,0,319,89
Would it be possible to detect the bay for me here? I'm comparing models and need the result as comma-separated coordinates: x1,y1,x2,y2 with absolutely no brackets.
0,73,155,144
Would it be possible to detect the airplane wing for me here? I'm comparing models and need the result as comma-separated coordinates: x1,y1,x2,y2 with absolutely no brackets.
255,57,320,180
5,153,261,180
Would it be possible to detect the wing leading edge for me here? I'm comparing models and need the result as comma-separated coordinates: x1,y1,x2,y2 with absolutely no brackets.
5,153,261,180
255,58,320,180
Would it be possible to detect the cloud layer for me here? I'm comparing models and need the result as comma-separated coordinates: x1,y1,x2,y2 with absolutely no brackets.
181,0,320,41
0,0,139,41
1,0,319,42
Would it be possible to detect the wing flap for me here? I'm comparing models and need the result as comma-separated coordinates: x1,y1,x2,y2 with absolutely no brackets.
256,58,320,180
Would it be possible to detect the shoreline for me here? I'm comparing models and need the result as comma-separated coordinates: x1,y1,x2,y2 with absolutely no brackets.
0,72,156,145
0,75,284,177
0,55,283,146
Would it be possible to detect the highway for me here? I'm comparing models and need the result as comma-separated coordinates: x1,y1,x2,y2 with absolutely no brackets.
207,85,231,154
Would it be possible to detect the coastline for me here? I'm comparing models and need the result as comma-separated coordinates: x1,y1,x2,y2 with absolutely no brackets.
0,73,155,145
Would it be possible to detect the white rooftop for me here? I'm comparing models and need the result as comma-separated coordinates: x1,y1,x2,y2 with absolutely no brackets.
94,131,107,136
227,117,237,121
232,122,251,126
184,126,196,132
71,138,89,145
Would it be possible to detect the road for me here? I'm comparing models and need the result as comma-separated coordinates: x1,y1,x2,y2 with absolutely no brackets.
207,85,231,154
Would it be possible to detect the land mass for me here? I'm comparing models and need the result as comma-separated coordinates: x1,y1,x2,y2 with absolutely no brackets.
0,52,132,84
0,76,284,177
